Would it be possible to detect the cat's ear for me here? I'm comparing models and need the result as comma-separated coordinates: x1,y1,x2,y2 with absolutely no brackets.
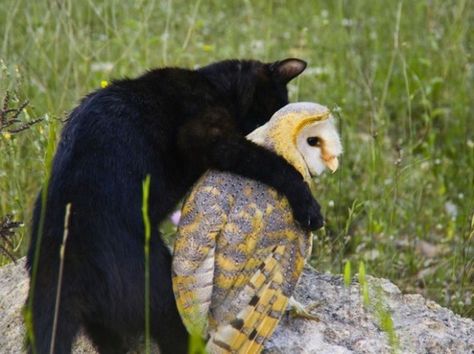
269,58,307,83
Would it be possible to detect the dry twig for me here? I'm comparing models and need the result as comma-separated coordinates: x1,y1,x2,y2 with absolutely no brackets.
0,214,22,262
0,91,43,134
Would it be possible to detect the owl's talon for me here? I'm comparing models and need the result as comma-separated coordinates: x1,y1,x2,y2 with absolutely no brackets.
287,297,320,321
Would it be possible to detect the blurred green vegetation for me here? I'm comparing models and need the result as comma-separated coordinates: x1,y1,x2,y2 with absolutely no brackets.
0,0,472,317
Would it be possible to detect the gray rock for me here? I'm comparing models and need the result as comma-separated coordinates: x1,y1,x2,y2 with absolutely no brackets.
266,270,474,354
1,258,472,353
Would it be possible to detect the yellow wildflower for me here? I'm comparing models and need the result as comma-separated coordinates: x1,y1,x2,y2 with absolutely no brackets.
202,44,215,52
101,80,109,88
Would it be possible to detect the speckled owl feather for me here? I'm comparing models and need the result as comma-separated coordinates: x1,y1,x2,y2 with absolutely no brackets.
172,102,342,354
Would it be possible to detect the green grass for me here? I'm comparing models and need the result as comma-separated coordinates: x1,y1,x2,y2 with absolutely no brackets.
142,175,152,354
1,0,472,318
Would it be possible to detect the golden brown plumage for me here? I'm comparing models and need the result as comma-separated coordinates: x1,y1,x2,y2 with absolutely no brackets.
172,102,342,353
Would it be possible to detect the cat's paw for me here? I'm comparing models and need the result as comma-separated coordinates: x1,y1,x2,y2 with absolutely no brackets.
289,185,324,231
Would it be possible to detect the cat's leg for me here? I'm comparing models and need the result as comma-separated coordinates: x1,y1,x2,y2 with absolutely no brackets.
25,286,81,354
84,321,131,354
210,136,323,230
178,115,323,231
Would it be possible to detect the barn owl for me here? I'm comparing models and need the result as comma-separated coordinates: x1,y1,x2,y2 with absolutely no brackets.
172,102,342,353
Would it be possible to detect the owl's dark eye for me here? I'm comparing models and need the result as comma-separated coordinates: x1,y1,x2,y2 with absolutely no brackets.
307,137,321,147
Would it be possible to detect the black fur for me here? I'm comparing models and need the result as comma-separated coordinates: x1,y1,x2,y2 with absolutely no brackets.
25,58,323,354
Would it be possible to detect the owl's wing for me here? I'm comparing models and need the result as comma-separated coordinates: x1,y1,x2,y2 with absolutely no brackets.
172,182,229,337
207,244,290,354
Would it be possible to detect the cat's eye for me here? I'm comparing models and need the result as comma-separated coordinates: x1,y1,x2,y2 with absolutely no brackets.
307,137,321,147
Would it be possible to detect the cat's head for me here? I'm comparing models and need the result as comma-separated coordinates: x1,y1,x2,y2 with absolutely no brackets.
199,58,307,134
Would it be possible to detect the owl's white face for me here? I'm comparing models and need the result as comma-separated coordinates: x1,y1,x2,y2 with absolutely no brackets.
296,117,343,176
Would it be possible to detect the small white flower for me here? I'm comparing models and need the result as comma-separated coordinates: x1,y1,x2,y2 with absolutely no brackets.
170,210,181,226
91,62,114,72
420,161,430,170
444,201,458,218
332,106,342,114
250,40,264,53
341,18,354,27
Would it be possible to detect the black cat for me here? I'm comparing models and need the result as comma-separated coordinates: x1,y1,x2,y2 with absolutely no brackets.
26,58,323,354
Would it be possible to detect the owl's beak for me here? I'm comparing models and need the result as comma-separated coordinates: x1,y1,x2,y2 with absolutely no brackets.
323,155,339,173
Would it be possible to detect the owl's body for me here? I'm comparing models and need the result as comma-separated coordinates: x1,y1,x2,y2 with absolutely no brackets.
174,171,311,351
173,102,342,353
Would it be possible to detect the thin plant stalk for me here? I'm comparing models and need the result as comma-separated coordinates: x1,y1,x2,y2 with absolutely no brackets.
50,203,72,354
142,175,152,354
